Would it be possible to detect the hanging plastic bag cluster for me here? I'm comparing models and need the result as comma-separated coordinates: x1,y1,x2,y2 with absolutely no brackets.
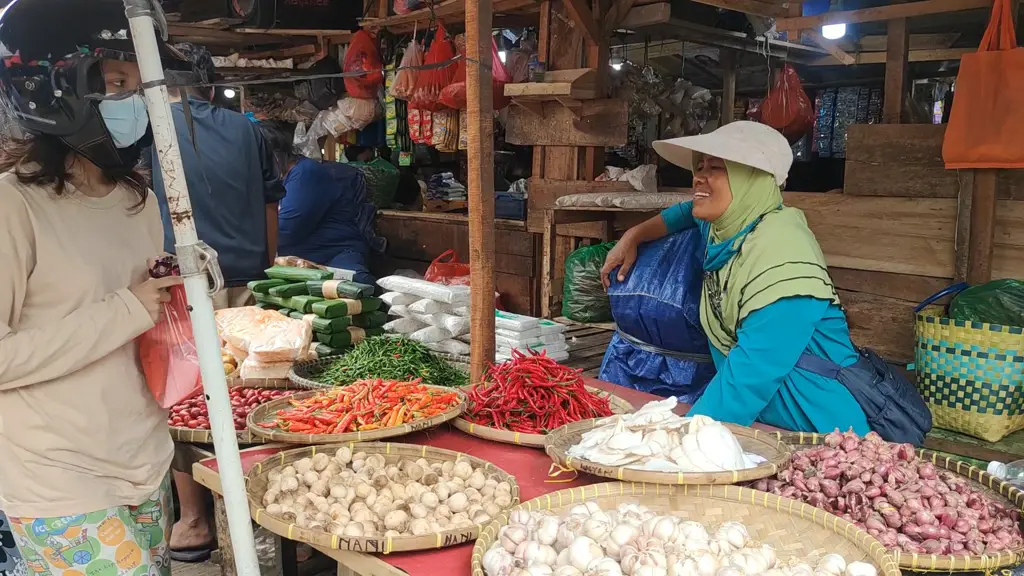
390,39,422,99
943,0,1024,168
752,64,814,144
411,22,457,111
138,256,202,409
439,36,511,110
344,30,384,99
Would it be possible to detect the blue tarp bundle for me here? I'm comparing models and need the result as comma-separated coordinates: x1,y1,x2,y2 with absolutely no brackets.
598,228,716,403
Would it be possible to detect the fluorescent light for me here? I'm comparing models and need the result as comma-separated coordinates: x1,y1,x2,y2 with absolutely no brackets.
821,23,846,40
223,88,237,98
498,51,507,63
611,63,623,70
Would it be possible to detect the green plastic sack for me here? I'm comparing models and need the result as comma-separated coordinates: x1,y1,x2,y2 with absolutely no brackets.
350,157,400,208
562,242,616,323
949,279,1024,326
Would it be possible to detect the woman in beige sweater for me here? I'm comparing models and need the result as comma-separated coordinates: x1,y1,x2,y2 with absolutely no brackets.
0,2,184,575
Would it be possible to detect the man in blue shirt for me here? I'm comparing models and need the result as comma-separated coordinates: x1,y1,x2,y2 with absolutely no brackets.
145,45,285,562
263,123,375,284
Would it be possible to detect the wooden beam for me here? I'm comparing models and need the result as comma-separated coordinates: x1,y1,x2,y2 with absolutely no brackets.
810,31,857,65
689,0,790,18
720,49,737,124
466,0,497,380
967,170,998,284
883,17,910,124
954,171,974,282
603,0,638,35
774,0,991,31
618,2,672,29
846,32,960,52
564,0,602,45
808,46,973,65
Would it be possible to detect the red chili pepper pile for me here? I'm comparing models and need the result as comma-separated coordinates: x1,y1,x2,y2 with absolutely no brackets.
168,387,293,431
464,350,614,434
259,378,460,434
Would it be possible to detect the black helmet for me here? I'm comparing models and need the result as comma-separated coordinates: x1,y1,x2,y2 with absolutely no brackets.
0,0,189,170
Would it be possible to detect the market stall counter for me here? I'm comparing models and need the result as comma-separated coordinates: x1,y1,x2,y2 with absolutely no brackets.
190,378,779,576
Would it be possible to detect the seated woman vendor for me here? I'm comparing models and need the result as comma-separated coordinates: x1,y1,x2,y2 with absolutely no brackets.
601,121,869,435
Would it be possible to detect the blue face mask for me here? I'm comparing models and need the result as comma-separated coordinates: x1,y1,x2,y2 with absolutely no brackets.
98,94,149,148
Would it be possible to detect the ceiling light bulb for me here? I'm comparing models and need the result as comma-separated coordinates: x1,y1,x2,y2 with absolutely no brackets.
223,88,237,98
821,23,846,40
611,63,623,70
498,51,507,63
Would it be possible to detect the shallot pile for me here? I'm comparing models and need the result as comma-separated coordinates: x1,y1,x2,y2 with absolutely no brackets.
754,430,1023,556
481,501,878,576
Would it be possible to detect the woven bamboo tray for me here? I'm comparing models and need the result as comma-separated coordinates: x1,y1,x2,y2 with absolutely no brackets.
247,442,520,553
288,354,470,390
169,377,298,445
246,386,467,444
545,418,791,484
471,482,901,576
780,431,1024,572
451,386,636,448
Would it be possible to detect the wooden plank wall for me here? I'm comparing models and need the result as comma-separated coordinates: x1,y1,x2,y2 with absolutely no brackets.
375,214,538,315
831,124,1024,362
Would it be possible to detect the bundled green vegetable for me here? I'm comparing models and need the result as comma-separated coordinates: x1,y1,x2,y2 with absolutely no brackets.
276,308,296,317
268,282,309,298
351,310,387,329
315,327,384,348
311,316,351,333
248,279,287,294
313,336,468,387
311,297,382,319
286,295,325,313
254,294,289,308
265,265,333,282
255,301,279,310
287,310,305,320
307,280,374,300
314,343,347,357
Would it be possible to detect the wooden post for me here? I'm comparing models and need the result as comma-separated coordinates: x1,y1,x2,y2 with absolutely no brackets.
583,0,609,180
883,17,910,123
953,171,974,283
967,169,998,284
720,49,737,124
466,0,496,381
532,0,552,179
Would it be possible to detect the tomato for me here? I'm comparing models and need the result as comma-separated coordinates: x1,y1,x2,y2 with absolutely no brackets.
186,419,200,429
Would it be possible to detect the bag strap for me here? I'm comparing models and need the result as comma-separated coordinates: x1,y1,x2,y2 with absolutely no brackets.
794,352,843,380
431,249,457,265
913,282,969,313
979,0,1018,52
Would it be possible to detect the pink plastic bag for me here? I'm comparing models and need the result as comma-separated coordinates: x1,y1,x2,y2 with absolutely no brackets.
139,257,201,409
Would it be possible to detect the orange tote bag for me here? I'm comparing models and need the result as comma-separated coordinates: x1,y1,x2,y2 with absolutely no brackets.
943,0,1024,169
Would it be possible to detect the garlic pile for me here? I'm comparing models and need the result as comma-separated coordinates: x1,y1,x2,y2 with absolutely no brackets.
261,448,515,538
481,502,880,576
565,398,763,472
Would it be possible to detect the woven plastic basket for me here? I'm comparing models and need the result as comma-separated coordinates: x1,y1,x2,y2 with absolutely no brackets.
451,386,636,448
247,386,466,444
247,443,520,553
545,418,791,485
914,285,1024,442
781,431,1024,572
471,482,901,576
169,377,298,445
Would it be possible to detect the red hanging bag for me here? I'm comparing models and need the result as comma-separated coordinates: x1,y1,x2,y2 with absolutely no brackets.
755,64,814,144
344,30,384,99
412,22,457,111
943,0,1024,168
439,35,468,110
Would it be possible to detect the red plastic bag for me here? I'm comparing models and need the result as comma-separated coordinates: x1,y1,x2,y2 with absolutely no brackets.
411,22,457,111
439,37,512,110
138,258,201,409
755,64,813,144
439,36,468,110
344,30,384,99
943,0,1024,168
424,249,471,285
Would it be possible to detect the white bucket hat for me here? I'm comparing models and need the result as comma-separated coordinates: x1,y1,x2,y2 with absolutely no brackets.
652,121,794,186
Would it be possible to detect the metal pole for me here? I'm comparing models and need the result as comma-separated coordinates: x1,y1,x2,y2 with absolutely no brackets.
122,3,261,575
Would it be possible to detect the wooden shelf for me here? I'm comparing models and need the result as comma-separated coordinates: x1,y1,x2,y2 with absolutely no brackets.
358,0,539,33
504,69,598,101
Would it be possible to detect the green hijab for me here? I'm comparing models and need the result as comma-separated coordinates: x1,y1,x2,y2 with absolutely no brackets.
699,160,840,354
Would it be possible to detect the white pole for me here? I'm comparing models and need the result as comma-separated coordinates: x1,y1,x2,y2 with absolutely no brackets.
122,2,261,576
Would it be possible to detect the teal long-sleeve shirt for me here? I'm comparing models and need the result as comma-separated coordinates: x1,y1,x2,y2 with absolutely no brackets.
660,202,870,434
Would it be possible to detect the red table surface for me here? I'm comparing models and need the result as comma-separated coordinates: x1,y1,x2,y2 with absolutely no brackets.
198,379,772,575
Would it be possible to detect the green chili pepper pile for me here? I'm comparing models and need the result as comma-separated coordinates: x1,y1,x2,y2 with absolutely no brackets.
312,336,468,388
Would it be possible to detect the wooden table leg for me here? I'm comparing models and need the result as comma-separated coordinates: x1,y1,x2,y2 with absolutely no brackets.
213,495,236,576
